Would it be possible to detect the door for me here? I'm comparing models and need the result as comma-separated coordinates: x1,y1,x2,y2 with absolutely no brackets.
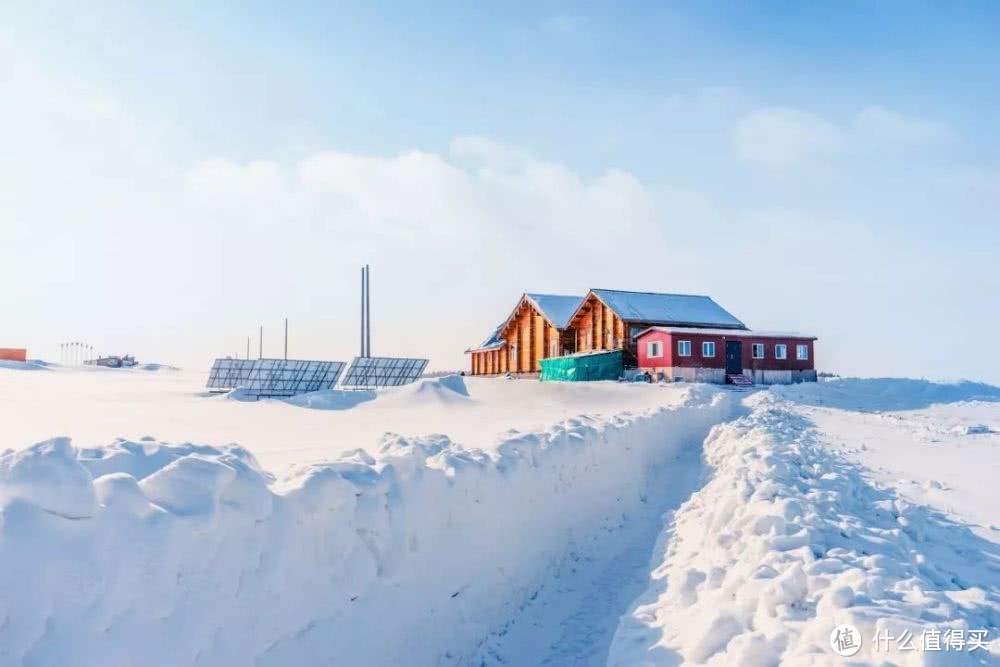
725,340,742,374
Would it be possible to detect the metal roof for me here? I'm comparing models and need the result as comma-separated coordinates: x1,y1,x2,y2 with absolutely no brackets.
524,293,584,329
589,289,746,329
634,326,816,340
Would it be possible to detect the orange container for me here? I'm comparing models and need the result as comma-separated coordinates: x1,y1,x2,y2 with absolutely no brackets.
0,348,27,362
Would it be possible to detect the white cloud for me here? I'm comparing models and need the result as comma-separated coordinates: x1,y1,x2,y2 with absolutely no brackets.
734,107,846,167
734,105,952,168
854,105,951,145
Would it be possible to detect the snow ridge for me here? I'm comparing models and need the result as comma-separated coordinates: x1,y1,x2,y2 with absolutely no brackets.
609,392,999,665
0,388,734,666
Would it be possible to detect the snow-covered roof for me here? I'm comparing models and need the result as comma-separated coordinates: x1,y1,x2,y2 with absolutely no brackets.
635,326,816,340
589,289,746,329
465,323,506,353
525,293,583,330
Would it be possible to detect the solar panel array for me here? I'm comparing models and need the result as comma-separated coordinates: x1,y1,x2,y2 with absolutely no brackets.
206,358,346,397
340,356,428,388
207,358,255,390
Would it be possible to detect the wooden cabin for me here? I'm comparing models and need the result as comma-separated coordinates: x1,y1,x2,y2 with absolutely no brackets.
467,293,582,375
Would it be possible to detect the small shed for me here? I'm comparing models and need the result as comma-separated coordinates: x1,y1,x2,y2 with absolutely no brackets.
539,349,623,382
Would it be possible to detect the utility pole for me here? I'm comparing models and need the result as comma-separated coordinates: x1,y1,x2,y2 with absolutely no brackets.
259,325,263,360
360,266,365,357
246,336,250,360
284,318,288,361
365,265,371,358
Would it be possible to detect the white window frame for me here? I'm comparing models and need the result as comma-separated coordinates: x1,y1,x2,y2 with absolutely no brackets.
752,343,765,359
646,340,663,359
796,344,809,360
677,340,692,357
702,341,716,358
774,343,787,360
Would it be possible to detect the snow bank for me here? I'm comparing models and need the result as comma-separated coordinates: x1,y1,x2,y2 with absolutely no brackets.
366,374,473,409
773,377,1000,411
609,392,999,665
0,389,734,665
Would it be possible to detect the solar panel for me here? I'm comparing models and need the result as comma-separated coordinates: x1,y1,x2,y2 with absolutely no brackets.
207,358,255,390
206,358,345,397
244,358,345,397
340,356,428,388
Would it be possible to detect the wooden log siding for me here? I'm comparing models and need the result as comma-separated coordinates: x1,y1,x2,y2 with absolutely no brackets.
519,310,531,373
532,313,543,371
567,293,629,355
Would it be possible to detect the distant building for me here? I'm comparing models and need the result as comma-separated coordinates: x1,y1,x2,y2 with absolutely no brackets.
467,289,816,385
0,348,27,362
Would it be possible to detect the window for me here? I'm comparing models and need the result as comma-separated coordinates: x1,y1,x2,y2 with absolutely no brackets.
775,344,787,359
702,341,716,357
549,341,558,357
752,343,765,359
796,344,809,360
646,341,663,358
677,340,692,357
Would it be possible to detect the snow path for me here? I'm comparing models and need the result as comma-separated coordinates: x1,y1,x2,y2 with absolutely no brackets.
474,438,711,666
609,390,1000,665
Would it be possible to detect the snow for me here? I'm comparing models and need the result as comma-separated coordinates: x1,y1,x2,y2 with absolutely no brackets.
610,381,1000,665
0,367,706,473
0,365,997,665
0,364,735,665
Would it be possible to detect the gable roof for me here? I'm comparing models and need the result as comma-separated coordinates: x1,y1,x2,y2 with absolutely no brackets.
586,289,747,329
467,292,582,353
524,293,584,330
465,323,506,353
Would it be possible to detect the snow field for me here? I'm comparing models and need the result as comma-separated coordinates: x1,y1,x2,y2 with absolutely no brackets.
609,391,999,666
0,383,735,665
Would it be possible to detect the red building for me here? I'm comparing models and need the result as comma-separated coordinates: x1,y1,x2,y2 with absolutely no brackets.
635,327,816,385
0,348,27,362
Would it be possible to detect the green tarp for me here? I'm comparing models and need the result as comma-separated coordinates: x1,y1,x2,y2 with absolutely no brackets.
539,350,623,382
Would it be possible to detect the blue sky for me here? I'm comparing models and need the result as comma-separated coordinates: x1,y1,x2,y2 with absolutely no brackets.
2,2,998,380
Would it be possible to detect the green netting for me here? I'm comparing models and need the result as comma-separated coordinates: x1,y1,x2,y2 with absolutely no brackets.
539,350,623,382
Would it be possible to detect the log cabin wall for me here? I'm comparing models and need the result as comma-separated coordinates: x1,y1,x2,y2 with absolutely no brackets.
568,293,628,355
532,312,543,371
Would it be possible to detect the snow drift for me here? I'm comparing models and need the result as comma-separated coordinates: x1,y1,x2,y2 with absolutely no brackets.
0,388,734,665
609,391,999,665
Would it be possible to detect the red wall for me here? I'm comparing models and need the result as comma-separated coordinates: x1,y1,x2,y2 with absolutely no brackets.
0,348,27,362
636,331,814,371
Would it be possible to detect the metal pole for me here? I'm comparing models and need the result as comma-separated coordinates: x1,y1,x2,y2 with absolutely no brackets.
360,266,365,357
246,336,250,360
259,325,263,360
284,318,288,360
365,265,371,358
